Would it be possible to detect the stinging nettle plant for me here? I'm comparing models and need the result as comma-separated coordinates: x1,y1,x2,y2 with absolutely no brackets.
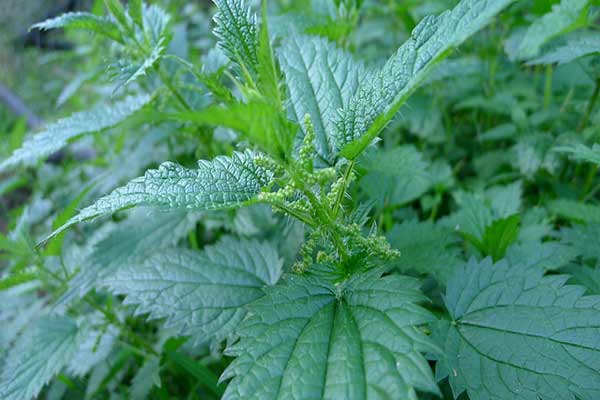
2,0,600,399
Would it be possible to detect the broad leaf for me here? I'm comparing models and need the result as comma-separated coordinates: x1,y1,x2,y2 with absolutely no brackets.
221,267,439,400
278,34,363,165
58,209,199,305
213,0,258,77
0,94,151,172
558,223,600,261
435,257,600,400
0,316,81,400
359,146,432,207
506,0,590,61
105,237,282,346
49,150,273,239
333,0,515,159
387,220,462,284
31,12,123,43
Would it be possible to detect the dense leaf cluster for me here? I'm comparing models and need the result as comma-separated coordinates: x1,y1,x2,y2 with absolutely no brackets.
1,0,600,399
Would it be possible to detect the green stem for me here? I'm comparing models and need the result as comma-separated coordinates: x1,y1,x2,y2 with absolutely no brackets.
543,65,553,110
578,78,600,132
157,66,192,111
580,164,598,200
332,160,355,218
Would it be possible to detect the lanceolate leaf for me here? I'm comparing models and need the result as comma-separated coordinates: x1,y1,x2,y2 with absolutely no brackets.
0,316,81,400
0,94,151,172
333,0,515,159
278,34,363,165
104,237,283,346
49,150,273,240
213,0,258,77
30,12,123,43
221,267,439,400
435,257,600,400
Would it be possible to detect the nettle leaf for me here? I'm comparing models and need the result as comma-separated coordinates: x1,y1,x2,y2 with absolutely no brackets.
548,199,600,224
334,0,515,159
30,12,123,43
0,316,81,400
464,214,521,261
506,0,590,61
0,94,151,172
278,34,363,165
213,0,258,77
558,224,600,262
129,356,161,400
387,220,462,284
104,237,283,346
221,267,439,400
59,209,198,305
109,38,166,93
528,31,600,65
554,143,600,165
49,150,273,239
435,257,600,400
359,146,432,207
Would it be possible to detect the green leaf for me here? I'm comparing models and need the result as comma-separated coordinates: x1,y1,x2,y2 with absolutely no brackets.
221,267,439,400
0,316,81,400
173,100,296,160
435,257,600,400
58,209,200,305
213,0,258,77
104,237,283,345
359,146,432,207
30,12,123,43
166,351,223,397
130,356,161,400
104,0,131,32
554,143,600,165
506,0,590,61
548,199,600,223
108,38,166,93
48,150,273,240
0,94,151,172
528,31,600,65
558,223,600,261
278,34,363,165
466,214,521,261
387,220,462,284
334,0,515,159
128,0,144,29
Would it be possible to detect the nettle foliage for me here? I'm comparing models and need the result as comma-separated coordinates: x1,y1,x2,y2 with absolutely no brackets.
1,0,600,399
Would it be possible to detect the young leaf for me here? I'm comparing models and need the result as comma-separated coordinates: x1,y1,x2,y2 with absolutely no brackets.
104,0,131,33
213,0,258,77
506,0,590,61
466,214,521,261
48,150,273,240
0,317,81,400
0,94,151,172
221,267,439,400
104,237,283,346
30,12,123,43
128,0,144,29
435,257,600,400
333,0,515,159
129,356,161,400
278,34,363,165
108,38,166,93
